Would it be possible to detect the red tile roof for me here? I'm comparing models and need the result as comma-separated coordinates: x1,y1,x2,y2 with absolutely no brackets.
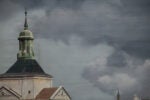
35,87,58,100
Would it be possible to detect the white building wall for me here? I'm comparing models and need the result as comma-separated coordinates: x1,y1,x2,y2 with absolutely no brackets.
0,96,19,100
0,78,22,94
0,76,52,100
22,78,34,99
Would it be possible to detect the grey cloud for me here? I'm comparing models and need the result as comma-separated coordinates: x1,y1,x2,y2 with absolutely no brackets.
29,1,150,42
106,50,127,67
82,52,150,100
29,0,150,61
0,0,21,21
13,0,86,10
121,0,150,14
1,0,150,50
122,41,150,59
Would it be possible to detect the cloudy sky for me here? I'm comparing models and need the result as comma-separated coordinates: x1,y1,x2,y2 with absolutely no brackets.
0,0,150,100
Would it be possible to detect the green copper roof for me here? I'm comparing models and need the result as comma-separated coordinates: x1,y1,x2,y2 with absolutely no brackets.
19,30,34,39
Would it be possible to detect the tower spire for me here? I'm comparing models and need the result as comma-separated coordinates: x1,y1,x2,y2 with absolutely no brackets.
117,90,120,100
24,8,28,30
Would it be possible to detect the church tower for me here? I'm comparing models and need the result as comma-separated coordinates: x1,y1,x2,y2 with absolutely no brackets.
17,10,34,59
0,10,71,100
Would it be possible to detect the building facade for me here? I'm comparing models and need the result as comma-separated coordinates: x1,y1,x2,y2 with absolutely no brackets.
0,10,71,100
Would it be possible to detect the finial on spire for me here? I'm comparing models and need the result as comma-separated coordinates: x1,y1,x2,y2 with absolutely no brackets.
24,8,28,30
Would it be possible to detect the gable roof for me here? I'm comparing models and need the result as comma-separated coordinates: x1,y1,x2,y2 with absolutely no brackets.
0,86,21,99
50,86,71,100
36,86,71,100
35,87,58,100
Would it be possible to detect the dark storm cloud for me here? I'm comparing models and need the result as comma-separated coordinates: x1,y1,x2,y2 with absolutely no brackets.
0,0,85,21
0,0,21,21
25,0,150,59
121,0,150,15
122,41,150,59
1,0,150,49
13,0,86,10
12,0,44,8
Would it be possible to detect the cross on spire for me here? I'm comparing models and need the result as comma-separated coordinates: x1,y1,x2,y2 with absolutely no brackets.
24,8,28,30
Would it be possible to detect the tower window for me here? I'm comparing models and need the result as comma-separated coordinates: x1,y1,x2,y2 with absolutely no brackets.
28,90,31,94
